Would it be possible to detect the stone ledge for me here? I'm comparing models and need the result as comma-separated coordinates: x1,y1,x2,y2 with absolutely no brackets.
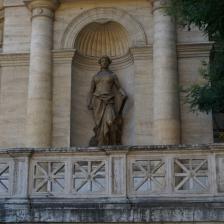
177,42,213,58
3,0,25,7
1,198,224,223
1,143,224,155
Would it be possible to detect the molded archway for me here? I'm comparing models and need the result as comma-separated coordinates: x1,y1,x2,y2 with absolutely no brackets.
60,7,147,49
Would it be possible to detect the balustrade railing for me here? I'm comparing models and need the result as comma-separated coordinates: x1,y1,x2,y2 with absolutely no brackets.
0,145,223,199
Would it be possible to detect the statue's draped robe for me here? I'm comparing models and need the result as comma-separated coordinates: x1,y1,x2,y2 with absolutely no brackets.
89,70,126,146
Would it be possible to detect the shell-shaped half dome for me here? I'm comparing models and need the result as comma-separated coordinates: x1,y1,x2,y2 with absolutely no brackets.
74,21,130,57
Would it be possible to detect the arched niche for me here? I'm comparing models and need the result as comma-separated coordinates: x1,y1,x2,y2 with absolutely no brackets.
74,21,129,57
60,7,147,49
70,20,135,146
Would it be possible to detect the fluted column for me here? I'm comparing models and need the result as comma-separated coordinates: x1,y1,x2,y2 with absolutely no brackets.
25,0,59,147
153,0,180,144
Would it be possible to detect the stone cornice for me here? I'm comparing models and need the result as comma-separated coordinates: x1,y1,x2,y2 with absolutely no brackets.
0,50,75,66
52,49,76,64
3,0,25,7
130,43,211,60
0,42,213,66
0,143,224,155
130,46,153,60
0,43,212,66
177,42,213,58
73,52,134,71
0,53,30,66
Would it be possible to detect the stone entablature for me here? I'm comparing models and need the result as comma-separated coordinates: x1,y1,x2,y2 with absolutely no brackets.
0,144,224,222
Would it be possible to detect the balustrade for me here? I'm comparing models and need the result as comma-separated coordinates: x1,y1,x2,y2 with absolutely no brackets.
0,145,222,199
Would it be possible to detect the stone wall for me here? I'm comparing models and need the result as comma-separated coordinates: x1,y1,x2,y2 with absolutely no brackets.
3,0,31,53
0,144,224,222
0,54,29,147
179,50,213,144
0,0,214,147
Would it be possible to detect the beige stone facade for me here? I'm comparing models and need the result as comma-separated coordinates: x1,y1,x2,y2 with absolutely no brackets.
0,0,213,148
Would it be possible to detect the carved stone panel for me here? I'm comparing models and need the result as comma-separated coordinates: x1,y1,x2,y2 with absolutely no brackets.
32,161,65,194
130,159,166,194
0,160,12,196
72,159,108,194
174,158,209,193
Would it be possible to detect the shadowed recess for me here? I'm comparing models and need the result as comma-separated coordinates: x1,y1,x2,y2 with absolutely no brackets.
74,21,130,57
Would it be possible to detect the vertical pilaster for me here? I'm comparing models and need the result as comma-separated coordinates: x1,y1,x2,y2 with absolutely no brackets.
25,0,59,147
153,0,180,144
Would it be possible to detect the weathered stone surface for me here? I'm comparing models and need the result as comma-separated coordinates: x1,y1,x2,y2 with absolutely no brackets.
0,145,223,222
1,198,224,222
0,0,213,147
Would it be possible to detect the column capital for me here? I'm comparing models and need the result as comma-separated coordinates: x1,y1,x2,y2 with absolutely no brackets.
152,0,169,12
24,0,60,11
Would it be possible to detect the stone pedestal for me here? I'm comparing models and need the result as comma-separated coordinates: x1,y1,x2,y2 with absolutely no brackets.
25,0,59,147
153,0,180,144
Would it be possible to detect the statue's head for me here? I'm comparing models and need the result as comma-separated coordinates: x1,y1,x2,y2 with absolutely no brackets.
98,56,112,69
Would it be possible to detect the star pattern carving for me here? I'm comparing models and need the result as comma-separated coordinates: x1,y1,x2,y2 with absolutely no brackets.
0,163,9,193
132,160,165,193
174,159,208,192
73,161,106,193
33,162,65,193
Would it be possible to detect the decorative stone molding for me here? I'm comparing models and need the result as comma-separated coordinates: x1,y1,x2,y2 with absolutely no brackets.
73,52,134,71
130,46,153,60
4,0,25,7
52,49,76,64
24,0,60,19
32,7,54,19
152,0,169,12
0,50,75,66
24,0,60,11
0,53,29,66
177,42,213,58
0,43,210,67
60,7,147,49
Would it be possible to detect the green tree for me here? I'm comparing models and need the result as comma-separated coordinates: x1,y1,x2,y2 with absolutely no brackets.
167,0,224,113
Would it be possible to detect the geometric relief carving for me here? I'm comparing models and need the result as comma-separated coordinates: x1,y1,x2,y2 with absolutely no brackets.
0,162,10,194
73,160,106,194
33,162,65,193
131,160,165,193
174,159,208,192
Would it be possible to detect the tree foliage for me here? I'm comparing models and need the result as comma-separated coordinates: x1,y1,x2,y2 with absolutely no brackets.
167,0,224,113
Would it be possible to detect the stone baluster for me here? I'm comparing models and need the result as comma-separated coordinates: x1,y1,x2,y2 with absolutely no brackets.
152,0,180,144
25,0,60,147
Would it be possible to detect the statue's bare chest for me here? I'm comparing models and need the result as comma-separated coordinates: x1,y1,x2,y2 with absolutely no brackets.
95,72,114,85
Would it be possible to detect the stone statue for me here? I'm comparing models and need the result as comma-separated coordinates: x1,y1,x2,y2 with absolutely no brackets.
88,56,127,146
